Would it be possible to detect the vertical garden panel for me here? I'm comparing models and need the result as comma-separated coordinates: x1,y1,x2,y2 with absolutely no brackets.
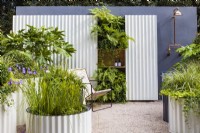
13,15,97,78
125,15,158,100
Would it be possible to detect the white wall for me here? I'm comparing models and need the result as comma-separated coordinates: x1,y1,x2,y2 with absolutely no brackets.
125,15,158,100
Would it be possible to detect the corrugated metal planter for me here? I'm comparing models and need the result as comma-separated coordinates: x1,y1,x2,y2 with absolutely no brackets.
0,93,17,133
16,78,39,126
16,90,26,126
26,108,92,133
169,97,200,133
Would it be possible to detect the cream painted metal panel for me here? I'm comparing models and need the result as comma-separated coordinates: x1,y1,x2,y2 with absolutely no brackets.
0,93,17,133
125,15,158,100
13,15,97,78
169,97,200,133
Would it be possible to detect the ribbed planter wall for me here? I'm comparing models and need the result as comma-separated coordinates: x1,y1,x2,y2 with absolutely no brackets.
26,109,92,133
16,90,26,125
0,93,17,133
16,78,38,126
169,97,200,133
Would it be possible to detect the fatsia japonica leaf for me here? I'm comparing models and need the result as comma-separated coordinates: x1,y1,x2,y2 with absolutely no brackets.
90,7,134,50
1,25,76,67
177,34,200,61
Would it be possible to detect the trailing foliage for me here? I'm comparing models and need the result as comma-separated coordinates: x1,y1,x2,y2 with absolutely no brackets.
95,68,126,103
0,58,20,106
177,34,200,60
0,61,10,86
161,61,200,118
3,50,34,68
1,25,76,67
0,83,18,106
90,7,134,50
2,50,39,79
22,67,86,115
165,31,200,119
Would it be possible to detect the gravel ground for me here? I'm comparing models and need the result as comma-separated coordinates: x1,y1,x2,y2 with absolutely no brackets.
92,101,169,133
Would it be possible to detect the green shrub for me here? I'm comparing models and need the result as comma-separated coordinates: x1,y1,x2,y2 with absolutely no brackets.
95,68,126,103
3,50,39,79
161,61,200,117
177,34,200,60
90,7,134,50
0,62,10,86
1,25,76,67
22,67,86,115
0,58,19,106
3,50,35,69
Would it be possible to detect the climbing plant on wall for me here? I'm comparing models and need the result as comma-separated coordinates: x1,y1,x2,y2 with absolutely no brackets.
95,68,127,103
90,7,129,103
90,7,134,50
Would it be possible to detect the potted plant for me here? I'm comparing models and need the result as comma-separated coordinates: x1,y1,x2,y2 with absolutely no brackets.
0,26,76,130
161,61,200,133
2,50,42,130
21,67,91,133
161,34,200,133
0,57,22,133
3,50,38,79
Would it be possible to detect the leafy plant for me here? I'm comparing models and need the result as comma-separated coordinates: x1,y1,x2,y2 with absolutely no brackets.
2,50,39,79
176,34,200,60
95,68,126,103
0,58,20,106
161,61,200,118
22,67,86,115
3,50,34,69
0,29,6,55
90,7,134,50
1,25,76,67
0,61,10,86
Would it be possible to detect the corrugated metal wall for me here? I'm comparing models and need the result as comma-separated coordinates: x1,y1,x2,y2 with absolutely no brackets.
13,15,97,78
125,15,158,100
13,15,159,101
169,97,200,133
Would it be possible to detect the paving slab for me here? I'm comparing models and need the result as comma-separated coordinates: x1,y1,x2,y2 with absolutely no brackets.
92,101,169,133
